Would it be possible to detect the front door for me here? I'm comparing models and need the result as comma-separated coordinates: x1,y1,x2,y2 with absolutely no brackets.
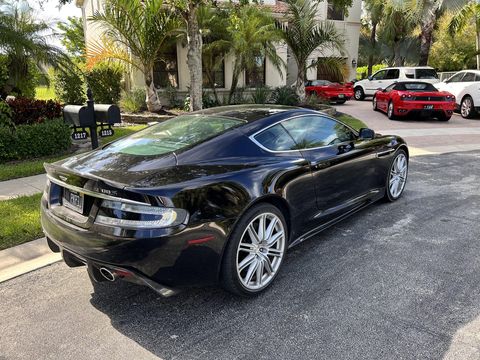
281,115,380,220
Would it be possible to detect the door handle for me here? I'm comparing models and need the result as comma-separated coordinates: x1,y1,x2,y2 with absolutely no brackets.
376,148,395,158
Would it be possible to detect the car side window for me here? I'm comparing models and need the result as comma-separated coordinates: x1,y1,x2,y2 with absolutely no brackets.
385,69,399,80
462,72,475,82
476,74,480,82
372,70,387,80
282,116,356,149
254,124,298,151
448,73,465,83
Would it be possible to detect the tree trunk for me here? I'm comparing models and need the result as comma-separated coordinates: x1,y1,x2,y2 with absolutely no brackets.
295,62,306,101
228,65,240,104
368,22,377,76
393,40,403,67
144,66,162,112
476,29,480,70
186,4,203,111
418,10,436,66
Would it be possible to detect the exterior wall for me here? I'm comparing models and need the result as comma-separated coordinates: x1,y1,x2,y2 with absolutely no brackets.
78,0,361,105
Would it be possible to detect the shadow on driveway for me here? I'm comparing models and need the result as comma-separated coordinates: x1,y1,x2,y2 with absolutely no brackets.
89,151,480,360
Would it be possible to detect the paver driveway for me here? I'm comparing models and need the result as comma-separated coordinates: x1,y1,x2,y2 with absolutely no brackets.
340,100,480,155
1,149,480,360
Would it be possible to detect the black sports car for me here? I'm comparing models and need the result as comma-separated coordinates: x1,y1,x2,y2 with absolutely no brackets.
41,105,409,297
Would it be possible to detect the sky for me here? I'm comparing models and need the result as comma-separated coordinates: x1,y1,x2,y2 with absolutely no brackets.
30,0,82,48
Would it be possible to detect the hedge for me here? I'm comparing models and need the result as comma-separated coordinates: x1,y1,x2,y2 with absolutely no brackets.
0,118,71,163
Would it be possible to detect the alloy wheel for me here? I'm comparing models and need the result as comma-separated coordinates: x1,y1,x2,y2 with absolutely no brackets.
389,153,408,199
236,212,285,291
354,88,363,100
461,97,473,118
373,97,377,110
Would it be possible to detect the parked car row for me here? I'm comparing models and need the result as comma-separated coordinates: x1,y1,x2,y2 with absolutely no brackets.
352,66,480,121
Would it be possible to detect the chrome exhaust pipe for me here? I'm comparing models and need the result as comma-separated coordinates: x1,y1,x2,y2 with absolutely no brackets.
99,267,116,282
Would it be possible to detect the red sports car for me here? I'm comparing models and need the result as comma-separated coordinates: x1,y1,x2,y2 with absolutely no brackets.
305,80,354,104
373,81,455,121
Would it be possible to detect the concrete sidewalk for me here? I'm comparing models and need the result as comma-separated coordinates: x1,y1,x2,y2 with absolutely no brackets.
0,238,61,283
0,173,46,200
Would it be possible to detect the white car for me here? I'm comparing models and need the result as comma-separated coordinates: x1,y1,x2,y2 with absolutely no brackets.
354,67,439,101
435,70,480,118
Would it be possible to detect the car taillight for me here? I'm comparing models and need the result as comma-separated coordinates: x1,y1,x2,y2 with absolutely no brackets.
95,200,188,229
445,95,455,101
401,94,414,100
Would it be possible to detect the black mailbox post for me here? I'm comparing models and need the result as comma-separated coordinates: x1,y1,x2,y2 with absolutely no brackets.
63,88,121,149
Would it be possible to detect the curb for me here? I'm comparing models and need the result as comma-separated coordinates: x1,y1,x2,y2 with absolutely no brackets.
0,238,61,283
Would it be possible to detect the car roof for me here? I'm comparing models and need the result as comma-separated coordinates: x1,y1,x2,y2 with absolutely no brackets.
454,69,480,74
190,104,300,123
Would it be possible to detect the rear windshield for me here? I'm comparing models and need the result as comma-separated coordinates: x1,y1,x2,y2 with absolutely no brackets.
415,68,438,79
105,115,246,156
395,83,438,92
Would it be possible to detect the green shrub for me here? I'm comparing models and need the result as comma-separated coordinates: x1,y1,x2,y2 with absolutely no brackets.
0,118,71,162
250,86,271,104
0,100,13,128
120,88,146,113
270,86,299,106
202,91,219,108
231,87,247,104
6,98,62,125
164,84,182,108
86,64,123,104
54,68,86,105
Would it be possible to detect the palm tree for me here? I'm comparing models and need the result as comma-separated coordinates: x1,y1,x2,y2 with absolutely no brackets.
88,0,179,112
0,0,71,96
448,1,480,69
404,0,467,66
278,0,344,101
363,0,384,76
227,5,284,104
198,6,231,104
380,1,416,66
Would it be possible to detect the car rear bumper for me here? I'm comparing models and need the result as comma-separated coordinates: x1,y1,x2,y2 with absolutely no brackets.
396,102,455,117
41,197,230,289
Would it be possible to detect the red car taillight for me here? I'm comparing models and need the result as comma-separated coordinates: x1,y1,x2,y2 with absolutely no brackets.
445,95,455,101
401,94,414,100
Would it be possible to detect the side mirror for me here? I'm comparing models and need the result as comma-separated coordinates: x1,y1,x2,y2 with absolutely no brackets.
359,128,375,140
376,87,384,91
368,75,373,81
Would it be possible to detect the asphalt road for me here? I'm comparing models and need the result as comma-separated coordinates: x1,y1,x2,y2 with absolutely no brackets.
340,99,480,155
2,150,480,360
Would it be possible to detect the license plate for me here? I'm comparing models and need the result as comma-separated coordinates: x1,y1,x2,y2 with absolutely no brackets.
63,189,84,214
338,94,345,98
424,105,434,109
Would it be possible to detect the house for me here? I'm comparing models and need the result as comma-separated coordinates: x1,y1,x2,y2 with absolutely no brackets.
76,0,361,104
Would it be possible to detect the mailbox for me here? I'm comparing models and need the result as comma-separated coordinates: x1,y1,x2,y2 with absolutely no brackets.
94,104,121,124
63,105,94,127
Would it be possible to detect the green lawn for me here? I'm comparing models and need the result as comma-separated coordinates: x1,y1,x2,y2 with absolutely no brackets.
35,86,56,100
0,124,147,182
0,193,43,250
334,112,367,130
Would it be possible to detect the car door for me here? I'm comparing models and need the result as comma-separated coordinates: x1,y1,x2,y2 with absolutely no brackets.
366,69,388,95
280,115,381,220
376,83,396,112
458,72,480,104
438,72,466,101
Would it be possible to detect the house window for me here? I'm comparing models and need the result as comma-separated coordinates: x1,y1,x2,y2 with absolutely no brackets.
154,41,178,88
327,1,344,21
202,56,225,88
245,56,266,87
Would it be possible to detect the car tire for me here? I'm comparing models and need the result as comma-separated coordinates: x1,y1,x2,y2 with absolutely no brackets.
384,149,408,202
460,95,476,119
336,100,346,105
438,114,451,121
373,96,378,111
354,87,365,101
387,101,397,120
221,203,288,297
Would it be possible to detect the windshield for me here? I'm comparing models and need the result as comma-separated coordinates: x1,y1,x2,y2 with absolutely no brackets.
105,115,246,156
